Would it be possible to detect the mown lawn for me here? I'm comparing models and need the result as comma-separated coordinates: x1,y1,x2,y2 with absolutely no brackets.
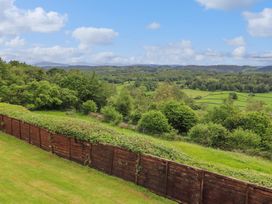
35,111,272,188
0,132,175,204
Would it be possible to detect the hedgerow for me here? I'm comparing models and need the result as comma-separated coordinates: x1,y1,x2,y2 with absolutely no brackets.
0,103,188,162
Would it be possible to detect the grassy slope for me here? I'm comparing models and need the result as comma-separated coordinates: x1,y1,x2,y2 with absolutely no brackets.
0,132,174,204
182,89,272,109
35,111,272,188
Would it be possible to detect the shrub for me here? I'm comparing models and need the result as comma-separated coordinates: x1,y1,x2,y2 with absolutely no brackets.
263,128,272,151
138,110,171,135
189,123,230,148
229,92,238,100
115,89,133,118
162,101,198,133
101,106,123,125
239,112,271,136
82,100,97,114
223,113,244,131
204,103,239,125
129,110,142,125
229,128,261,150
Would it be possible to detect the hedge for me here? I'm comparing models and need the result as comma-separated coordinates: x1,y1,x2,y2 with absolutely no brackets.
0,103,189,163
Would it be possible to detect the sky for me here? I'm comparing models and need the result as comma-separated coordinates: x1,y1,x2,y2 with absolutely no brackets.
0,0,272,66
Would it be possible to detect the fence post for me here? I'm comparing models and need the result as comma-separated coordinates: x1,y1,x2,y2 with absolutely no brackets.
199,171,205,204
38,128,41,148
245,185,253,204
89,143,93,167
165,161,169,196
19,121,22,139
69,137,72,160
110,147,115,175
28,123,31,144
135,153,141,185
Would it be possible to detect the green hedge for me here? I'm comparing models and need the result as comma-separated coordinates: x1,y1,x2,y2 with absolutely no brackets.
0,103,189,163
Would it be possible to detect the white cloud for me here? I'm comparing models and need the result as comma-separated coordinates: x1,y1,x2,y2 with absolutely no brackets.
5,36,25,47
226,36,246,46
243,8,272,37
146,22,161,30
0,45,79,64
143,40,195,64
72,27,118,49
142,40,227,65
1,39,272,66
232,46,246,58
196,0,257,10
0,0,67,36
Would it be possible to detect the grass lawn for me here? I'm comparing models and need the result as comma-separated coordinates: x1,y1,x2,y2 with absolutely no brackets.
35,111,272,189
0,132,175,204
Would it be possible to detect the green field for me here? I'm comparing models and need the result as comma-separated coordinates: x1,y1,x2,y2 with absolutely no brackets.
182,89,272,109
0,132,174,204
35,111,272,188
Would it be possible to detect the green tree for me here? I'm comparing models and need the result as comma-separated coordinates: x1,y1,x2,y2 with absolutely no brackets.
82,100,97,114
101,106,123,125
229,128,261,151
115,88,133,118
162,101,198,133
189,123,230,148
138,110,171,135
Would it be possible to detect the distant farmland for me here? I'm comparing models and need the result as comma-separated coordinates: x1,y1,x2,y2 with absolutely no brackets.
183,89,272,109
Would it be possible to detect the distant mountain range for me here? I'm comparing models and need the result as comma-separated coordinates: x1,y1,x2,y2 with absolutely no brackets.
34,62,272,72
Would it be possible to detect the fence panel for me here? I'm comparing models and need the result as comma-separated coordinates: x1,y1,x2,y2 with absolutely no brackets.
29,125,40,147
51,134,71,159
11,119,21,139
91,144,114,174
137,155,168,196
40,128,51,151
70,138,85,164
167,162,202,204
20,122,30,142
248,186,272,204
203,171,247,204
3,116,12,135
112,147,138,182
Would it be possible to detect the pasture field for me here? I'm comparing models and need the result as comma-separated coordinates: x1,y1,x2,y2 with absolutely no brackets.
182,89,272,109
35,111,272,188
0,132,174,204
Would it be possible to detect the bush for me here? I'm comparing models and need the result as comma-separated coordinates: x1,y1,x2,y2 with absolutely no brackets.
263,128,272,151
204,103,239,125
189,123,230,148
101,106,123,125
129,110,142,125
115,89,133,118
138,110,171,135
162,101,198,133
239,112,271,136
229,128,261,150
82,100,97,114
229,92,238,100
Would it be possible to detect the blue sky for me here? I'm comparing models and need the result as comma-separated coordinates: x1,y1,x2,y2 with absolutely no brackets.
0,0,272,65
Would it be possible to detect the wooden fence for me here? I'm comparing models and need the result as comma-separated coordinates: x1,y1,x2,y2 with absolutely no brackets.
0,114,272,204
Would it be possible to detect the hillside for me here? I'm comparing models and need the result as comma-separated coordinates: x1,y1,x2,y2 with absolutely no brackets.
36,111,272,188
0,131,174,204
